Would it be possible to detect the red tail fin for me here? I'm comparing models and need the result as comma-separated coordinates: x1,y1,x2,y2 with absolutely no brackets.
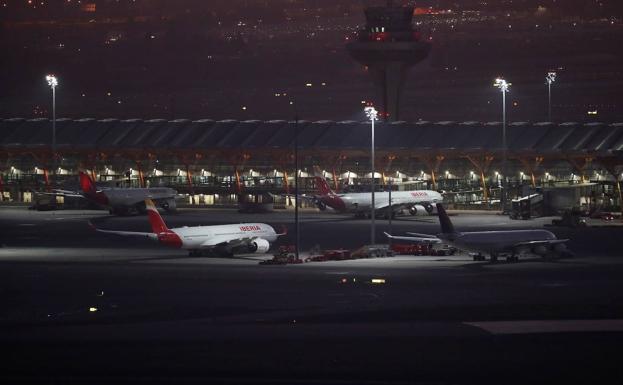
145,199,169,233
314,176,334,196
79,171,97,196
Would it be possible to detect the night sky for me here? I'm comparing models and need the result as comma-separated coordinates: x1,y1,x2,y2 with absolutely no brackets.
1,0,623,121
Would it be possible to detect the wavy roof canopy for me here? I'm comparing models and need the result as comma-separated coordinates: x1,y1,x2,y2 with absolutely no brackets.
1,118,622,155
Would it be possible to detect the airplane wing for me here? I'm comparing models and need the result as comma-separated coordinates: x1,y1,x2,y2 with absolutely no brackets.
39,190,85,198
406,232,441,239
384,232,442,244
373,201,422,212
512,239,569,247
88,221,158,240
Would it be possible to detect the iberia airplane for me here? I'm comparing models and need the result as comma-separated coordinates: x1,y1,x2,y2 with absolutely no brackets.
90,199,285,257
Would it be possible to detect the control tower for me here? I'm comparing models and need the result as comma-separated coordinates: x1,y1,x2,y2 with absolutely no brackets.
347,1,431,121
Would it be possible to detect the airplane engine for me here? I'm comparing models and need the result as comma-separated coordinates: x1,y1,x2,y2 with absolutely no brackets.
514,246,531,256
248,238,270,253
409,205,427,216
532,245,549,256
424,203,434,214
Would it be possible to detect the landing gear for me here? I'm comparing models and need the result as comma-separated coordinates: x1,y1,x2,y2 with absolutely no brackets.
490,253,499,263
188,249,234,258
506,255,519,263
541,252,558,261
473,254,486,261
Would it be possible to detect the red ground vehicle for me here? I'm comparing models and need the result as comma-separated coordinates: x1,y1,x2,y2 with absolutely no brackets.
390,243,434,256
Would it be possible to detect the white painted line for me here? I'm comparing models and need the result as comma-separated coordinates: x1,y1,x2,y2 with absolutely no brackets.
465,319,623,335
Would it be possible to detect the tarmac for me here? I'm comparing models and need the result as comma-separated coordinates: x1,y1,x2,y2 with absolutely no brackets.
1,206,623,384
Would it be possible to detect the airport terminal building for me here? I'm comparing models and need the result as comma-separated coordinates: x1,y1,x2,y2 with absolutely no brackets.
1,117,622,212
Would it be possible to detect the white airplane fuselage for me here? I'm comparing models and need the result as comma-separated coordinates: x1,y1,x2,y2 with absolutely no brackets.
101,187,177,208
169,223,278,250
384,203,569,260
91,198,284,257
440,229,559,255
325,190,443,213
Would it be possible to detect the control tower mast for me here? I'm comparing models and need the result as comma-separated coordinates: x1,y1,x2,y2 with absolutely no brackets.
347,1,431,121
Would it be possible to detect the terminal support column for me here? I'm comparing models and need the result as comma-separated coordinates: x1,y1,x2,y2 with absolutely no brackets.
518,156,544,188
420,155,444,191
234,169,242,194
465,154,495,203
135,161,145,188
566,156,593,184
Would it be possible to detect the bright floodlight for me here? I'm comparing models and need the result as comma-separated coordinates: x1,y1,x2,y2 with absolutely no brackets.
493,77,510,92
546,71,557,85
364,106,378,121
46,75,58,88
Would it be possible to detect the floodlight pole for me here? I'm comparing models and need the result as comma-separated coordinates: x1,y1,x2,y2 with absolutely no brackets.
371,114,375,245
365,106,378,245
546,72,556,122
293,105,300,261
494,78,510,213
547,80,552,122
502,86,507,212
46,75,58,187
388,178,392,247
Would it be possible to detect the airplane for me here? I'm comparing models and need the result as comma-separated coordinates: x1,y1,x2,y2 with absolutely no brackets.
52,171,178,215
385,203,570,262
90,199,285,257
311,176,443,217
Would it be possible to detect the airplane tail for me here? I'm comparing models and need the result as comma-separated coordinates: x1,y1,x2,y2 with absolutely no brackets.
314,176,334,196
436,203,455,234
145,199,170,233
79,171,97,196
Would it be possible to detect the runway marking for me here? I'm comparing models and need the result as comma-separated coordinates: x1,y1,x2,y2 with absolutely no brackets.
17,223,36,226
465,319,623,335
